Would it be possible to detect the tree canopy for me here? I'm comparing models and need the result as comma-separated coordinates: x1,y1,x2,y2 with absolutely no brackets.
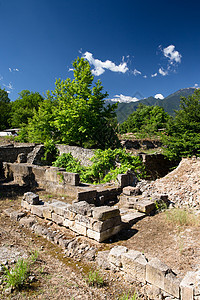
120,104,170,135
162,89,200,159
26,57,119,149
10,90,44,128
0,88,11,130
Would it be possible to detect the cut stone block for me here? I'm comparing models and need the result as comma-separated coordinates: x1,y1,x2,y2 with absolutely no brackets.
134,200,155,214
76,190,97,203
121,250,147,283
92,206,120,221
180,271,195,300
70,222,87,236
123,186,142,196
164,272,180,299
31,204,46,218
93,216,122,232
63,218,75,228
49,201,70,216
108,246,128,268
43,205,53,220
64,209,76,221
23,192,40,205
87,224,122,242
52,213,64,226
146,258,170,290
121,212,146,226
72,201,93,216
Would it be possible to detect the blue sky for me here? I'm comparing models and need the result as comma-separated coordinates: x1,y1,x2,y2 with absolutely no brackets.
0,0,199,102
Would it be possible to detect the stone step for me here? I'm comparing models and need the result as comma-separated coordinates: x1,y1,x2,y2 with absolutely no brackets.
121,211,146,227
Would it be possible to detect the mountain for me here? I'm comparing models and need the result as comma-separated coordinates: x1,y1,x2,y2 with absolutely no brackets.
107,88,196,123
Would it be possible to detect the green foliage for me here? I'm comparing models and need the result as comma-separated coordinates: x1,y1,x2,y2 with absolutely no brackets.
0,87,11,130
3,258,29,289
10,90,44,128
27,57,119,149
53,148,145,184
118,291,138,300
155,200,168,212
43,139,58,164
120,104,170,136
85,270,104,287
162,89,200,159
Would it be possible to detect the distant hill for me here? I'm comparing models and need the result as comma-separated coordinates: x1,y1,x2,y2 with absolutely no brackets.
106,88,196,123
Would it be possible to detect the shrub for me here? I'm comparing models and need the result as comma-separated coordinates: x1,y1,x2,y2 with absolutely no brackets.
3,258,29,289
85,270,104,287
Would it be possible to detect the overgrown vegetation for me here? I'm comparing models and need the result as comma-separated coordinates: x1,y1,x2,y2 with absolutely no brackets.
165,208,200,227
3,250,38,290
53,148,145,184
118,291,138,300
85,270,104,287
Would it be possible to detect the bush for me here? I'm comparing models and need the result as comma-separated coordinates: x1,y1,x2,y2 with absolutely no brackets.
52,148,145,184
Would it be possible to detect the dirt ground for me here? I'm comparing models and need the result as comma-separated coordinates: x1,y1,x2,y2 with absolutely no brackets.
1,190,200,299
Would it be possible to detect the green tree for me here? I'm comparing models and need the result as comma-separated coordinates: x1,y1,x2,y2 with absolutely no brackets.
162,89,200,159
120,104,170,134
27,57,119,149
10,90,44,128
0,88,11,130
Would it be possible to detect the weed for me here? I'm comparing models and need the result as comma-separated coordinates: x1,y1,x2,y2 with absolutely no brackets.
165,208,199,227
155,200,168,212
85,270,104,287
118,291,138,300
29,250,39,263
3,258,29,289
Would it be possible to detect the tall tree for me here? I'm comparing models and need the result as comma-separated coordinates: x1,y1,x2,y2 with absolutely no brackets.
162,89,200,159
0,88,11,130
10,90,44,128
28,57,119,148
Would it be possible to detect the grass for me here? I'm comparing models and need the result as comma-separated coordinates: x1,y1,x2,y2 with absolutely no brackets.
3,250,39,290
165,208,200,227
118,291,138,300
85,270,104,287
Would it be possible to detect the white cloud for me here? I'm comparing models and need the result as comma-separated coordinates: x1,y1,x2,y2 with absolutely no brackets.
9,68,19,72
151,72,157,77
3,82,13,90
83,51,129,76
194,83,199,88
143,75,147,78
109,94,139,103
159,67,168,76
68,68,74,72
133,68,142,76
0,75,3,81
154,93,164,100
163,45,182,64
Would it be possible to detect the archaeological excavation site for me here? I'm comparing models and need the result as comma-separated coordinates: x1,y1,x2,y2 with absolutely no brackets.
0,141,200,300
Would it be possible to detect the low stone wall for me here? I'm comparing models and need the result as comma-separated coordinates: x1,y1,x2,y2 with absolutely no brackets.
21,192,122,242
105,245,199,300
56,144,94,166
0,144,35,163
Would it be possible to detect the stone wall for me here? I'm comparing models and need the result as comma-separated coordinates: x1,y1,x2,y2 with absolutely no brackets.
105,245,199,300
56,144,94,166
0,144,35,163
21,192,122,242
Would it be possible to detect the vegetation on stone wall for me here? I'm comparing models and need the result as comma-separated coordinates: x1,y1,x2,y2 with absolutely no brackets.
53,148,145,184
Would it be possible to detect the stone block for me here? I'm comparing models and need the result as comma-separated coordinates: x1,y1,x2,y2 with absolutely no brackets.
10,210,25,221
134,200,155,214
121,212,146,226
43,205,53,220
31,205,46,218
23,192,40,205
63,172,80,186
70,222,87,236
76,189,97,204
74,214,93,228
19,217,36,228
108,246,128,268
122,250,147,283
49,201,70,216
63,218,75,228
123,186,142,196
72,201,93,216
21,200,32,210
64,208,76,221
146,258,170,290
93,216,122,232
52,213,64,226
180,271,195,300
87,224,122,242
92,206,120,221
164,272,180,299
